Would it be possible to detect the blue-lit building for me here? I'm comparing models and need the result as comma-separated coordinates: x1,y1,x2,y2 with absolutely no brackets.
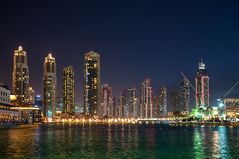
35,95,43,111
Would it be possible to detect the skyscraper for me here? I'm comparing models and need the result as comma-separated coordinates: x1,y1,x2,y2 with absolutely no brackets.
195,60,209,108
181,79,190,113
12,46,29,105
100,84,113,117
153,96,160,118
140,79,153,119
118,91,126,117
170,91,181,113
126,87,137,118
63,66,75,114
26,87,35,106
159,86,167,116
112,96,117,117
43,53,57,120
83,51,100,117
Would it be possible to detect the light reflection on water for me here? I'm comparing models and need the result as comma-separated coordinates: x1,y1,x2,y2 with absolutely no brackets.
0,124,238,159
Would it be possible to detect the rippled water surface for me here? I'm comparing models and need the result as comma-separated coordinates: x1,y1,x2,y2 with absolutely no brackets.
0,124,239,159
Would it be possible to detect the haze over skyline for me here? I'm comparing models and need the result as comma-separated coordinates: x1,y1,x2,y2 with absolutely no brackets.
1,1,239,108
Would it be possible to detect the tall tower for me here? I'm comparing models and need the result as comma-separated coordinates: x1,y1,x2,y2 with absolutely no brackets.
170,91,181,113
84,51,100,117
159,86,167,116
153,96,160,118
63,66,75,114
159,86,168,116
140,79,153,119
12,46,29,105
118,91,126,117
195,59,209,108
181,79,190,113
43,53,57,120
100,84,113,117
126,87,137,118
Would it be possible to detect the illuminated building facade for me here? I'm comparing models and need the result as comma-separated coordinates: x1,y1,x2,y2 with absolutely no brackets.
115,98,121,117
170,91,181,113
118,91,126,117
0,83,10,104
126,87,137,118
112,97,117,117
181,79,190,113
140,79,153,119
100,84,113,117
43,53,57,120
224,98,239,118
159,86,167,116
63,66,75,114
56,97,63,115
153,96,160,118
12,46,29,105
195,60,209,108
83,51,100,117
35,95,43,111
26,87,35,105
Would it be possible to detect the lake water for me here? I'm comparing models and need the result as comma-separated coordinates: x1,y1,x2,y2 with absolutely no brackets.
0,124,238,159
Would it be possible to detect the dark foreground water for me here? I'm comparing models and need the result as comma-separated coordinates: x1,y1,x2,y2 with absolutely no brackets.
0,124,239,159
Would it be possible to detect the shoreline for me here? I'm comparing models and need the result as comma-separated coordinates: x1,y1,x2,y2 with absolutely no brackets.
1,121,239,129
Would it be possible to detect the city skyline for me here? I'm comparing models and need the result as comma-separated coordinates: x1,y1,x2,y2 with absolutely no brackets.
1,1,239,109
1,44,237,111
1,1,239,159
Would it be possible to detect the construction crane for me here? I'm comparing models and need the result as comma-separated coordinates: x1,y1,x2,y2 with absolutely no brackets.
180,72,196,92
216,80,239,110
223,80,239,98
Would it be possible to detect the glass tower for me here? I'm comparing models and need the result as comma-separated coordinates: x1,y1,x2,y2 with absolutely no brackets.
43,53,57,121
84,51,100,117
12,46,29,105
63,66,75,114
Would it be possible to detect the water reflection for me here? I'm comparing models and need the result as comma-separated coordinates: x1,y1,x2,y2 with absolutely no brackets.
193,126,231,159
193,127,204,159
0,125,39,159
0,124,238,159
211,127,230,159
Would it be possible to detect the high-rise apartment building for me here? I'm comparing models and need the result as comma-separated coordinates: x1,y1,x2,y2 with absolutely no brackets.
140,79,153,119
100,84,113,117
43,53,57,120
118,91,126,117
126,87,137,118
181,79,190,113
159,86,167,116
63,66,75,114
12,46,29,105
170,91,181,113
153,96,160,118
83,51,100,117
195,60,209,108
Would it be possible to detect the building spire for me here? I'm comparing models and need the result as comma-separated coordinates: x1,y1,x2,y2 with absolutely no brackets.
18,45,23,51
199,58,205,70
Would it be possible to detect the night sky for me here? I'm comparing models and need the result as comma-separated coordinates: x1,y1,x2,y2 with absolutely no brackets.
1,1,239,109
